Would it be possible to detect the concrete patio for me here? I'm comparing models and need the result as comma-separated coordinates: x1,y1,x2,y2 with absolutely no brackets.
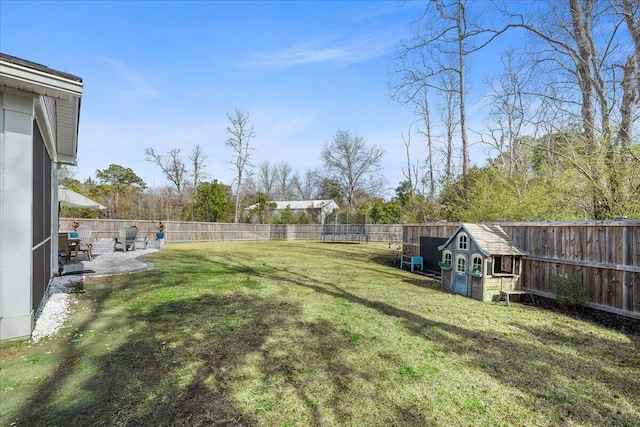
60,248,159,277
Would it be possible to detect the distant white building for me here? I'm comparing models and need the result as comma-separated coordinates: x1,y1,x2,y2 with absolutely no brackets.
244,199,339,224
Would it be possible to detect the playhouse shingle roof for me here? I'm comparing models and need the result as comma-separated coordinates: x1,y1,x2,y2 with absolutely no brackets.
439,223,528,257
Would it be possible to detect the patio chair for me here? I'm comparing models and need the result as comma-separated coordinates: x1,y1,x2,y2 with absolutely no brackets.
58,232,71,263
135,232,150,250
114,227,127,252
76,225,95,261
115,226,138,252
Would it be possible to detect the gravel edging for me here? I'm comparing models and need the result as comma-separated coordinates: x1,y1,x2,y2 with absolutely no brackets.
31,275,84,343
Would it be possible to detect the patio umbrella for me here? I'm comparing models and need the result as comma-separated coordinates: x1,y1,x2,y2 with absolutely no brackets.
58,186,107,210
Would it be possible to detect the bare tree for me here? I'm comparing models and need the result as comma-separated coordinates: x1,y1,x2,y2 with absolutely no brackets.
58,165,77,185
189,144,207,191
255,161,277,199
275,161,294,200
501,0,637,143
292,169,321,200
438,0,470,176
482,49,534,177
145,147,187,206
439,70,460,186
225,108,255,223
499,0,639,217
416,88,437,202
189,144,207,220
618,0,640,146
401,129,420,195
320,130,385,211
392,0,510,178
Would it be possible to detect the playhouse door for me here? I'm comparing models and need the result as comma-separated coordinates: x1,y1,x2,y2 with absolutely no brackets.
453,254,468,296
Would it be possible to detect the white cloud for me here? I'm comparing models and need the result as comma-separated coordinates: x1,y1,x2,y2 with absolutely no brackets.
235,32,398,71
99,57,161,99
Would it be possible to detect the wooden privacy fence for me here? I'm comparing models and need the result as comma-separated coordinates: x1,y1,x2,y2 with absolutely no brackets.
62,219,639,316
60,219,402,244
404,221,640,319
60,219,161,240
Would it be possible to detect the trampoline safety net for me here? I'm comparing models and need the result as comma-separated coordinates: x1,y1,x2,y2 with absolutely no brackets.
322,213,368,242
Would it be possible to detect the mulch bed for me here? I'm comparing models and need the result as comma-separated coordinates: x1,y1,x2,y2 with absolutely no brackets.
523,297,640,335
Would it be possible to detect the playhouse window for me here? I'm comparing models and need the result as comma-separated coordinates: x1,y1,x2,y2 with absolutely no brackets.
442,251,452,267
471,255,482,275
493,256,519,275
458,233,468,250
456,256,466,273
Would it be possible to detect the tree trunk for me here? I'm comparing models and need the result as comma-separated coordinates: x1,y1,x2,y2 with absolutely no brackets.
458,1,469,177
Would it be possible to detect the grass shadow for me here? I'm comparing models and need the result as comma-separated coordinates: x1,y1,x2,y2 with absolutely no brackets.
5,241,639,426
12,293,292,425
244,257,640,426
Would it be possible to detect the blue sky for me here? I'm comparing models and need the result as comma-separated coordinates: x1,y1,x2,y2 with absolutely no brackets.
1,1,501,196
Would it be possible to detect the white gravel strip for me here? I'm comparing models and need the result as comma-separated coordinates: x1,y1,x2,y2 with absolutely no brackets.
31,275,83,343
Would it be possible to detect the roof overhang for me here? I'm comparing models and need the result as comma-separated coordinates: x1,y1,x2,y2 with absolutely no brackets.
437,223,529,257
0,53,83,165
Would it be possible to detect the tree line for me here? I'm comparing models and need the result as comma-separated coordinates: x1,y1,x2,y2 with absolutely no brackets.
62,0,639,223
60,120,388,224
388,0,639,221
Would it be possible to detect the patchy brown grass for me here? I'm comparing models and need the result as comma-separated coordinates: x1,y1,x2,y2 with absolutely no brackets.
1,241,639,426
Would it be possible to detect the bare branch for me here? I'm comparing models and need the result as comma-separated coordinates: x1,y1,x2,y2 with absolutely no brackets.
225,108,256,223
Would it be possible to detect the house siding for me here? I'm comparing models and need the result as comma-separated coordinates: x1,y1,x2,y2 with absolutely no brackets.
0,92,36,340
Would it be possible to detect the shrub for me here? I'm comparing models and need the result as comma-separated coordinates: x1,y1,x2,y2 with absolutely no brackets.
552,271,592,309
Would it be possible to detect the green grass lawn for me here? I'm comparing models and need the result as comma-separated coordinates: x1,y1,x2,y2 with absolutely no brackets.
1,241,639,426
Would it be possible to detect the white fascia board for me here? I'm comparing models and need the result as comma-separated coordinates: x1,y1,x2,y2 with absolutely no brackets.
34,97,56,160
0,59,83,99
